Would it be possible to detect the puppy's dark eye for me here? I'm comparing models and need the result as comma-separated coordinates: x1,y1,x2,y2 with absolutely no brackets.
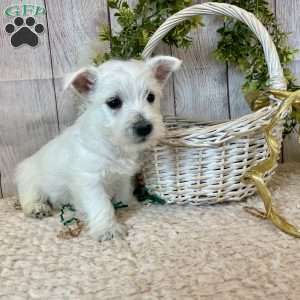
106,97,122,109
147,92,155,104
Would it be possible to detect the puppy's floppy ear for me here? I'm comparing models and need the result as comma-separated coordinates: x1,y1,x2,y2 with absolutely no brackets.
64,67,98,95
146,56,182,84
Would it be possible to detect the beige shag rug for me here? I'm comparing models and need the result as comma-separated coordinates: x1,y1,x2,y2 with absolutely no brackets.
1,163,300,300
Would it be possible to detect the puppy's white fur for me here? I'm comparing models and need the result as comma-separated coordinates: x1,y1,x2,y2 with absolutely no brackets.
15,56,181,241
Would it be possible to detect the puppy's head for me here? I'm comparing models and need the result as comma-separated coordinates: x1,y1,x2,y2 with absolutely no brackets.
67,56,182,151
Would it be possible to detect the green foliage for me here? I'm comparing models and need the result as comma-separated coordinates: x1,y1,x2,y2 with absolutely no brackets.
93,0,203,64
213,0,300,133
214,0,297,92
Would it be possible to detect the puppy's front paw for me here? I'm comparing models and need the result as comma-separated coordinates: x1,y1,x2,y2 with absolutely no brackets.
25,201,53,219
91,222,128,242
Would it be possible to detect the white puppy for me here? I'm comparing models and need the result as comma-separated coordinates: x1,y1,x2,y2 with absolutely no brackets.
15,56,181,241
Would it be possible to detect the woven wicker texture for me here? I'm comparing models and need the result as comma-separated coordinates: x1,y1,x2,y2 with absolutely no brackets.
141,3,286,205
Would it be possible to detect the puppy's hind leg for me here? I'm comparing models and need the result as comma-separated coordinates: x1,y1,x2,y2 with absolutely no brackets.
17,185,53,219
16,163,53,219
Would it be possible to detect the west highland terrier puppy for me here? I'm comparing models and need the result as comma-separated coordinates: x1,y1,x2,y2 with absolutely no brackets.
15,56,182,241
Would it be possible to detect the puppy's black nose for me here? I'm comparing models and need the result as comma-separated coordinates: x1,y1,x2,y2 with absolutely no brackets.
133,120,153,137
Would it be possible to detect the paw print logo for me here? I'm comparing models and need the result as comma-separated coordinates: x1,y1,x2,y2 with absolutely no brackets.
5,17,44,48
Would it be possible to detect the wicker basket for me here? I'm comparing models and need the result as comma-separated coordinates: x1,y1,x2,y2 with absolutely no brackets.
141,2,287,206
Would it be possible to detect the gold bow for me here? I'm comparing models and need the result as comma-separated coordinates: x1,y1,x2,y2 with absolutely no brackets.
243,89,300,237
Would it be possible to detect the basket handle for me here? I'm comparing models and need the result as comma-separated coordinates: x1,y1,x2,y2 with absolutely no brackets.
142,2,287,91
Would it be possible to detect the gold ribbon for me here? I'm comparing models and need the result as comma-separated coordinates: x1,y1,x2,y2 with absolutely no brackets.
242,89,300,237
246,89,300,111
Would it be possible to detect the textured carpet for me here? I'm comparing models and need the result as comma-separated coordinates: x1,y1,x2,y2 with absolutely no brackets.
1,163,300,300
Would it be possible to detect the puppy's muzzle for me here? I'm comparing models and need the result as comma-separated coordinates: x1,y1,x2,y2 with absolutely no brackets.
132,119,153,139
